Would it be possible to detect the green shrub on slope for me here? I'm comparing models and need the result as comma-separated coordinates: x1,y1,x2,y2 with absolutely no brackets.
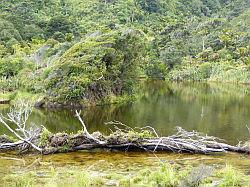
46,29,146,103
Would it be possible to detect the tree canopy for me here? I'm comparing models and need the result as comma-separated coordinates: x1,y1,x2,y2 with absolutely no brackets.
0,0,249,104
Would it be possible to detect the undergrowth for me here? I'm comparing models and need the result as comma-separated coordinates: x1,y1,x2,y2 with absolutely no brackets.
3,164,249,187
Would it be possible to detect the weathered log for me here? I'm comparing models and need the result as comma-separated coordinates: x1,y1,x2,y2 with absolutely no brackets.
0,100,10,104
0,107,249,155
0,128,249,155
39,133,249,155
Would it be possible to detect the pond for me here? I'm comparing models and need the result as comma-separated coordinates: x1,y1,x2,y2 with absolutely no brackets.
1,80,249,144
0,81,250,185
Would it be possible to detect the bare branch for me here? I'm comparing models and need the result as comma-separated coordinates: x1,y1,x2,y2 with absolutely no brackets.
75,110,105,145
0,104,42,153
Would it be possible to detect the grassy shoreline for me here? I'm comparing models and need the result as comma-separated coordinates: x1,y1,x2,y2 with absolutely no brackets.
3,163,250,187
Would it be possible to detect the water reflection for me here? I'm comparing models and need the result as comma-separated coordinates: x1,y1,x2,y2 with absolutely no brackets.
0,81,249,144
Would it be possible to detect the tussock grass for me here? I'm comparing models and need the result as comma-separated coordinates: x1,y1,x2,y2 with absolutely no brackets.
3,164,249,187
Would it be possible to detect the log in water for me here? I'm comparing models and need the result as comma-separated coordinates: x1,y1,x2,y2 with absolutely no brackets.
0,126,249,155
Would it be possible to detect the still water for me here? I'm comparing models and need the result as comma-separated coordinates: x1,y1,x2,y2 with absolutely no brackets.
0,80,250,144
0,81,250,183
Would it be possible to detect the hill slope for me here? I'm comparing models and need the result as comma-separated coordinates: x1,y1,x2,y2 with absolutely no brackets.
0,0,249,105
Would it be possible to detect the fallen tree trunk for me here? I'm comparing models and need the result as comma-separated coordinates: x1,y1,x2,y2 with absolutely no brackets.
0,109,249,155
1,126,249,155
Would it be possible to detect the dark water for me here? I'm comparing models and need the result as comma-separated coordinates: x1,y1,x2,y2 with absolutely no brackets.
0,81,250,144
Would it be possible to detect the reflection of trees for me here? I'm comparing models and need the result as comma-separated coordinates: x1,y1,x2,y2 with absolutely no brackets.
166,81,250,144
32,109,81,133
0,81,249,144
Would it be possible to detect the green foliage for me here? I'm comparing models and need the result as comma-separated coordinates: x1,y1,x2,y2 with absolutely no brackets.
0,0,250,105
4,172,36,187
22,24,44,41
168,61,249,83
46,15,74,38
46,29,146,103
127,130,154,139
3,164,249,187
0,19,22,47
0,57,33,78
149,163,180,186
39,128,52,147
65,33,74,42
216,165,246,187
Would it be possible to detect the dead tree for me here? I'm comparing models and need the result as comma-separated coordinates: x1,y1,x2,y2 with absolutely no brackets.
75,110,105,144
0,102,42,152
0,105,249,155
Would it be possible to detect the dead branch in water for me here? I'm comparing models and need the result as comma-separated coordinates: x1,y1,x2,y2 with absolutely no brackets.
0,102,42,152
75,110,105,145
0,106,249,155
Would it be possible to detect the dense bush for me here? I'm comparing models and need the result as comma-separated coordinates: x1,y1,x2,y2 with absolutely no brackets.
0,0,249,104
46,29,146,103
0,57,33,78
169,61,249,83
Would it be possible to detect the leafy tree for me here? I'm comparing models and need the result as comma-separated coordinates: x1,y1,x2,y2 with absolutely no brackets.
52,32,65,43
46,15,73,37
46,29,146,102
136,0,159,13
0,19,22,46
22,24,44,40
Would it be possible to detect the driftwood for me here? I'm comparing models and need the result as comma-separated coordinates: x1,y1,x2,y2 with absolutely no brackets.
0,107,249,155
0,103,42,153
75,110,105,145
0,100,10,104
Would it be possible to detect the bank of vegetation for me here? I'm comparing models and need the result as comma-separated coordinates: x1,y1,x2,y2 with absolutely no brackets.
0,0,249,106
3,163,250,187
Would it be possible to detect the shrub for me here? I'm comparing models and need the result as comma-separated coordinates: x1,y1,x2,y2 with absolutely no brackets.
216,165,245,187
46,29,146,104
0,57,33,78
168,61,250,83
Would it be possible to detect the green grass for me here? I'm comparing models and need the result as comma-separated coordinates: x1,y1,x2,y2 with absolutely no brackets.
3,164,249,187
5,91,44,105
216,165,248,187
0,92,15,101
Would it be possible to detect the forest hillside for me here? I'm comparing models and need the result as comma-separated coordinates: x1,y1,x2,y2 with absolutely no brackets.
0,0,249,106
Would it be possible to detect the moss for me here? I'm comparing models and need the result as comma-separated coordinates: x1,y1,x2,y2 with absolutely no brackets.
107,128,155,144
58,143,70,152
39,128,52,147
